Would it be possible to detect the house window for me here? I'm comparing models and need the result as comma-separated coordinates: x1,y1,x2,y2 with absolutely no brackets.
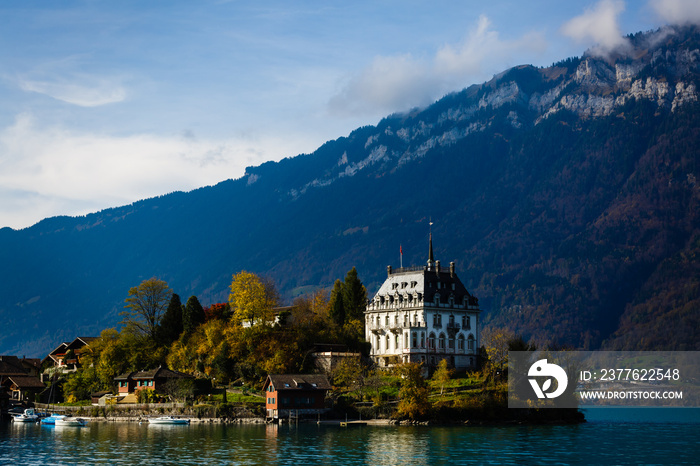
385,315,390,326
448,337,454,349
468,335,475,351
433,314,442,327
386,334,390,350
458,335,465,352
438,334,445,350
421,332,425,348
428,333,436,350
395,334,400,349
412,333,417,348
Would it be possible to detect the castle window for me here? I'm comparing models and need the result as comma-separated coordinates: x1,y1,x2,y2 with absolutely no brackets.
386,334,391,350
458,335,465,352
428,333,436,350
438,334,445,350
385,315,390,326
448,337,454,349
420,332,425,348
412,332,417,347
468,335,475,351
463,315,471,330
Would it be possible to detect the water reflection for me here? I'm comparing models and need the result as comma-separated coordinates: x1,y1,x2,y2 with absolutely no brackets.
1,411,699,465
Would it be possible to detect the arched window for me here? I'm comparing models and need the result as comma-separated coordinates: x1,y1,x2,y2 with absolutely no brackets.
458,334,465,352
468,334,475,351
420,332,425,348
438,333,445,350
428,333,436,350
386,334,391,350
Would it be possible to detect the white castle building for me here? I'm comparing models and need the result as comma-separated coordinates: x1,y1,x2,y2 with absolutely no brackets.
365,235,481,371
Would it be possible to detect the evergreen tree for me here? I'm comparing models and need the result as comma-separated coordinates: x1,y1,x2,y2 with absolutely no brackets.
328,279,345,327
156,293,183,346
342,267,367,323
182,295,205,335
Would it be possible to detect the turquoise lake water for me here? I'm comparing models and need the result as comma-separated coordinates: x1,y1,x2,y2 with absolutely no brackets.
1,409,699,465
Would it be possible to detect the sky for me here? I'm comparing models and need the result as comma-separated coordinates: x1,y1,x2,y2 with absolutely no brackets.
1,0,699,230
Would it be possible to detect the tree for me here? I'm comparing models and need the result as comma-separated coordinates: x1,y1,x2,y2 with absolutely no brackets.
395,362,431,421
156,293,184,346
328,279,345,327
183,295,205,335
342,267,367,323
121,277,172,340
481,326,517,382
228,271,278,326
431,359,453,398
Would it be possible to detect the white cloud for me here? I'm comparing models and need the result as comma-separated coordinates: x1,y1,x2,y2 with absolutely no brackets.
0,113,304,229
561,0,631,58
18,75,127,107
650,0,700,25
328,15,547,117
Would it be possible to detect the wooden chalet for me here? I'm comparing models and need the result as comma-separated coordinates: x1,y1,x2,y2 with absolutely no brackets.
114,366,193,396
2,375,46,402
263,374,331,420
0,355,45,402
43,337,98,373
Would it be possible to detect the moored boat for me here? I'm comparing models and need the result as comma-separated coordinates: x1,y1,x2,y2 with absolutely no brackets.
147,416,190,425
40,414,67,425
12,408,39,423
54,417,87,427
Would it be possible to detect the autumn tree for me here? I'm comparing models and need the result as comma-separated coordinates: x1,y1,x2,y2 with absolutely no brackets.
121,277,172,340
395,362,431,421
431,358,453,398
481,326,517,382
228,271,278,326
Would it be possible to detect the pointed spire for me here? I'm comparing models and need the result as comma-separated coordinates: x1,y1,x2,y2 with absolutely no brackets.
427,223,434,270
428,232,434,263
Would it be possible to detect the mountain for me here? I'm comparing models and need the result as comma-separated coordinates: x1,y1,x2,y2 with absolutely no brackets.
2,26,699,357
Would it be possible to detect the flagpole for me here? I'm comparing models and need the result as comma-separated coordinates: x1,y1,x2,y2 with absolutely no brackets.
400,244,403,268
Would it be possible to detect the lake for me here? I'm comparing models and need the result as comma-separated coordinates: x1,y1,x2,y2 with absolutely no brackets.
1,409,699,465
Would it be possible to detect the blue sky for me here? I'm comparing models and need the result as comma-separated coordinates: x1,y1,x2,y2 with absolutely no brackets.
0,0,697,229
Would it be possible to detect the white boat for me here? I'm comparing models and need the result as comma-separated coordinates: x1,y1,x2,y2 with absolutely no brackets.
147,416,190,425
41,414,67,425
12,408,39,423
54,417,87,427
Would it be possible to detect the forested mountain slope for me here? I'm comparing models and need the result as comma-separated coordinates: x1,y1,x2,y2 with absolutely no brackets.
1,26,699,356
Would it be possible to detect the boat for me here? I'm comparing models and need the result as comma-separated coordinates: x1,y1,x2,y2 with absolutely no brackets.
12,408,39,423
41,413,67,425
147,416,190,425
54,417,87,427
